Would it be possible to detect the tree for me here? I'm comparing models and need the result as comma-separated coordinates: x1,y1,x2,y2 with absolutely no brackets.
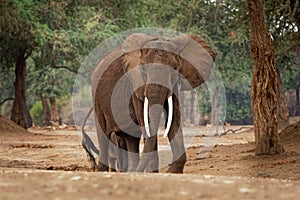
40,93,51,126
0,0,119,128
277,71,289,128
247,0,284,155
179,91,186,123
190,90,195,125
0,0,61,128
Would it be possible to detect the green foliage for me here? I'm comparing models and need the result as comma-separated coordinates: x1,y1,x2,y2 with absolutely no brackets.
1,0,299,123
226,88,252,121
29,100,43,126
27,64,75,99
197,86,211,116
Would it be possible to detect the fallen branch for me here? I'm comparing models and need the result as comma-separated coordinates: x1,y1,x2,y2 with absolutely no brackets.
220,126,253,136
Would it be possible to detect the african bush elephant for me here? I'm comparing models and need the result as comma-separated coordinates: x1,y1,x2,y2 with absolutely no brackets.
83,33,215,173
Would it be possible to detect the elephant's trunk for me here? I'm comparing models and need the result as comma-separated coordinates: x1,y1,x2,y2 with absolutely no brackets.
143,96,173,137
144,97,163,138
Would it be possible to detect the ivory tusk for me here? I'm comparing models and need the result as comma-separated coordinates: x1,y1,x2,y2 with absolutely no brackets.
163,96,173,138
143,97,151,137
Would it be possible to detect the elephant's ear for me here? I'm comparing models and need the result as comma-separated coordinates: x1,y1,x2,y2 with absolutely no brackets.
170,35,215,91
121,33,159,72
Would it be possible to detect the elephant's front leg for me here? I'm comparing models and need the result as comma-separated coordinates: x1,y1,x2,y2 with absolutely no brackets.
166,95,186,173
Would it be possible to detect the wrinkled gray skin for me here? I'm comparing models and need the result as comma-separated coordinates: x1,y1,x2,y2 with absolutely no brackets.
84,33,215,173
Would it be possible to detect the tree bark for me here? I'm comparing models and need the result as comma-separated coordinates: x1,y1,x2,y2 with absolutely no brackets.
296,80,300,116
11,49,28,129
190,90,195,125
247,0,284,155
49,96,60,123
277,71,289,128
179,91,185,123
41,93,51,126
25,107,33,128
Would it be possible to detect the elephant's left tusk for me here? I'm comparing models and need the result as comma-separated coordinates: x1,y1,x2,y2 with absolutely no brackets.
143,97,151,137
163,96,173,138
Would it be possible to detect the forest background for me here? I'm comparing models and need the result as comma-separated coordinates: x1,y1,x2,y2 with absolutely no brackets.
0,0,299,127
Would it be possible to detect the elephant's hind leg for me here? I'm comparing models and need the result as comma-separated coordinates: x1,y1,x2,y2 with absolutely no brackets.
95,114,109,172
124,133,140,172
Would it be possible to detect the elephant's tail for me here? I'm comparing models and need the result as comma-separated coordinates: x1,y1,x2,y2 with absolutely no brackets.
81,107,99,171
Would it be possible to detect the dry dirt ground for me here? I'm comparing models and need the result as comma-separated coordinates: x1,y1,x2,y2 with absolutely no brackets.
0,116,299,199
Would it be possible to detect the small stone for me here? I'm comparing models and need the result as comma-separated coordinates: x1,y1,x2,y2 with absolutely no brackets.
103,174,112,178
204,175,214,179
239,187,251,194
70,176,82,181
223,180,234,184
179,190,188,196
192,179,204,183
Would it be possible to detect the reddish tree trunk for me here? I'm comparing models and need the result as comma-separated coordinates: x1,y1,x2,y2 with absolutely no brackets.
190,90,195,125
296,81,300,116
11,49,28,129
179,91,186,123
25,107,33,128
50,96,59,123
248,0,284,155
277,71,289,129
41,93,51,126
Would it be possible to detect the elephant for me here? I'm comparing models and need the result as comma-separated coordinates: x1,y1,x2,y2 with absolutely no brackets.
82,33,215,173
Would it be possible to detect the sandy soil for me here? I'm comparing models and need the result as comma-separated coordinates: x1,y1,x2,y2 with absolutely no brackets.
0,117,299,199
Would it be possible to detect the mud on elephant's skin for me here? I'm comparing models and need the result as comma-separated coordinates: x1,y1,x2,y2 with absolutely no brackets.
82,33,215,173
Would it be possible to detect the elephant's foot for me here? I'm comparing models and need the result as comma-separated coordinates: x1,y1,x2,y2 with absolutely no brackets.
97,162,109,172
136,152,159,172
166,153,186,173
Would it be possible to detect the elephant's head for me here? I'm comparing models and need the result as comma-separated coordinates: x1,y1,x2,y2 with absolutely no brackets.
121,33,215,137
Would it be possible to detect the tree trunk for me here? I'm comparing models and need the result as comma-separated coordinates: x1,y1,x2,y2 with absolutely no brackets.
277,71,289,129
11,49,28,129
41,93,51,126
49,96,59,123
25,107,33,128
247,0,284,155
296,80,300,116
179,91,185,124
190,90,195,125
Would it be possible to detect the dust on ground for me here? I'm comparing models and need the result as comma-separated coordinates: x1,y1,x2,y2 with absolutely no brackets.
0,115,299,199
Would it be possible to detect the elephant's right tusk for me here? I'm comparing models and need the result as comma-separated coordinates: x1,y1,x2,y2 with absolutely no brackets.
143,97,151,137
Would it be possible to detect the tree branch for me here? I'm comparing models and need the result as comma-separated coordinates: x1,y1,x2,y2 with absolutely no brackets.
51,65,86,77
0,97,14,106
